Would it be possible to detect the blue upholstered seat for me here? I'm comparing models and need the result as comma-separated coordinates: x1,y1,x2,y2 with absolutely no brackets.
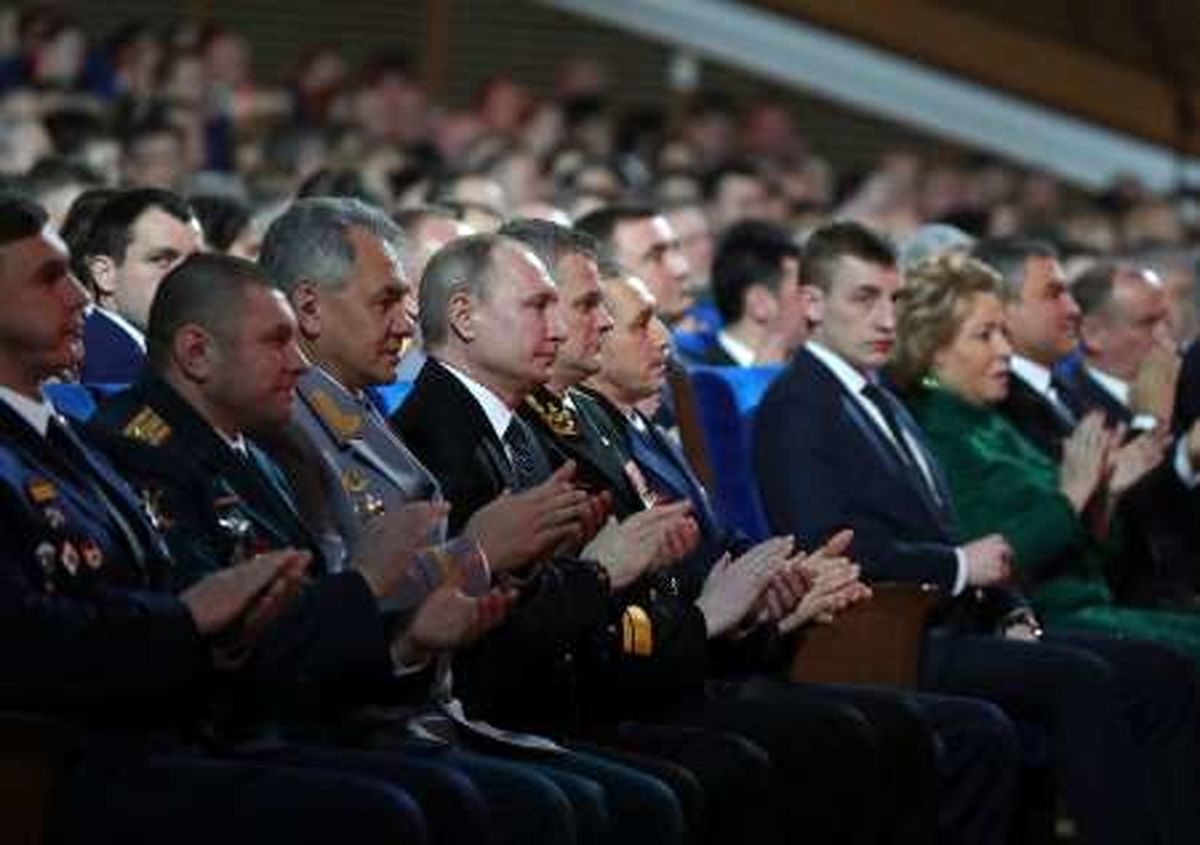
686,364,782,541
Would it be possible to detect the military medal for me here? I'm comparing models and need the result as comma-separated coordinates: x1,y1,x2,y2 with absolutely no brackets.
34,541,56,572
80,539,104,570
42,505,67,531
59,541,80,575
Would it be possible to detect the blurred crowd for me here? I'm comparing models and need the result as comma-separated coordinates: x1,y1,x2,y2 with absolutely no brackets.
1,4,1196,304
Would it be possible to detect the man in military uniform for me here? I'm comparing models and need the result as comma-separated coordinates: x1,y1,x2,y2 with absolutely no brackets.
0,193,434,843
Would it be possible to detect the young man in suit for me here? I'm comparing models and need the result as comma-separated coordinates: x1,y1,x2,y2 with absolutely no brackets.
395,230,947,845
0,193,431,843
73,187,202,383
755,219,1200,845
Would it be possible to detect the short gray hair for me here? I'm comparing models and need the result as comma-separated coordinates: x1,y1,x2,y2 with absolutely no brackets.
259,197,408,294
420,233,519,349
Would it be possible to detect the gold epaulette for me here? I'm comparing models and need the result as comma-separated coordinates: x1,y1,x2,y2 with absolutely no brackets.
123,406,171,446
621,605,654,657
309,388,363,442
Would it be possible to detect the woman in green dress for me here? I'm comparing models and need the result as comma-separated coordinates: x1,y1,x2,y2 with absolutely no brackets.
891,253,1200,665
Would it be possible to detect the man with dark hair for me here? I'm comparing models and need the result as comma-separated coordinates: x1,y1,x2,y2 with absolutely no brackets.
756,219,1200,845
696,219,806,366
576,203,692,327
77,187,202,383
0,193,432,843
970,237,1079,458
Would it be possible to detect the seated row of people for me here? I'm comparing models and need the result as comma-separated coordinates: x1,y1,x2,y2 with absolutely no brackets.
3,186,1200,844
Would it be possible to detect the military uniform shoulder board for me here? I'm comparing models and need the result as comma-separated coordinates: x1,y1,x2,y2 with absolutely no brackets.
621,605,654,657
309,388,363,442
123,406,172,446
526,392,579,438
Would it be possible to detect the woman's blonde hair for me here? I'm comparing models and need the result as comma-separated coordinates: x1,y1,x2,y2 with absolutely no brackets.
890,253,1007,391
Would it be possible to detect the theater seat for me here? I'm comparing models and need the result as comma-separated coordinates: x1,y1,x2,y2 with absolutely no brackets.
684,364,782,541
44,383,125,422
0,713,79,845
367,381,414,417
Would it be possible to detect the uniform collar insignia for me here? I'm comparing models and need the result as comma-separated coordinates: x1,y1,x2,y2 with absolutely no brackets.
26,476,57,504
526,389,579,438
309,388,363,443
123,406,172,446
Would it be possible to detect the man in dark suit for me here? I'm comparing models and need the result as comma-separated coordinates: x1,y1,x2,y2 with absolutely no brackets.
755,220,1200,845
92,250,684,845
395,230,947,845
0,194,432,843
686,219,807,367
71,188,202,384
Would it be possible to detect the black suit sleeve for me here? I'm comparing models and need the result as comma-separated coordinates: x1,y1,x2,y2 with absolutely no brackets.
754,389,960,591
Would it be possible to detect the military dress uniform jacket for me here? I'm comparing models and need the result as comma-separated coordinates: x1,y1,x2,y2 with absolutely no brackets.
393,360,708,734
0,397,210,726
91,375,394,718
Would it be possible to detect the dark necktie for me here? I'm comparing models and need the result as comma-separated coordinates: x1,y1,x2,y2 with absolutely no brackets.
503,417,543,489
860,383,940,504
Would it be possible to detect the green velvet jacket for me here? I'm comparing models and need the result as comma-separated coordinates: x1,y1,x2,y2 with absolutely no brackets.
906,386,1113,616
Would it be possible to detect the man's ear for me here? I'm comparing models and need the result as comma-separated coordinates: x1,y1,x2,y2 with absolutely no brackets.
86,255,118,299
172,324,216,381
447,291,475,342
745,284,778,324
291,283,321,340
1077,313,1105,356
799,284,824,324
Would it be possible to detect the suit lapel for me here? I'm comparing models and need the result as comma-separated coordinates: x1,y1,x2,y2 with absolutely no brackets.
802,349,954,531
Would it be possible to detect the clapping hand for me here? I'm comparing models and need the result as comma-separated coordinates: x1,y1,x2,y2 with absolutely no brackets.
464,462,591,571
695,537,791,637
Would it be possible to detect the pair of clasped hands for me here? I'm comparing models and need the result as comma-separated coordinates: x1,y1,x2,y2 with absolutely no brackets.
182,461,873,665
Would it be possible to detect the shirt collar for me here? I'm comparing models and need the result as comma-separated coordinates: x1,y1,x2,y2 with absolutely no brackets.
806,341,870,394
1009,355,1054,395
440,360,514,442
716,330,756,367
1086,365,1131,407
0,384,56,436
96,305,146,350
